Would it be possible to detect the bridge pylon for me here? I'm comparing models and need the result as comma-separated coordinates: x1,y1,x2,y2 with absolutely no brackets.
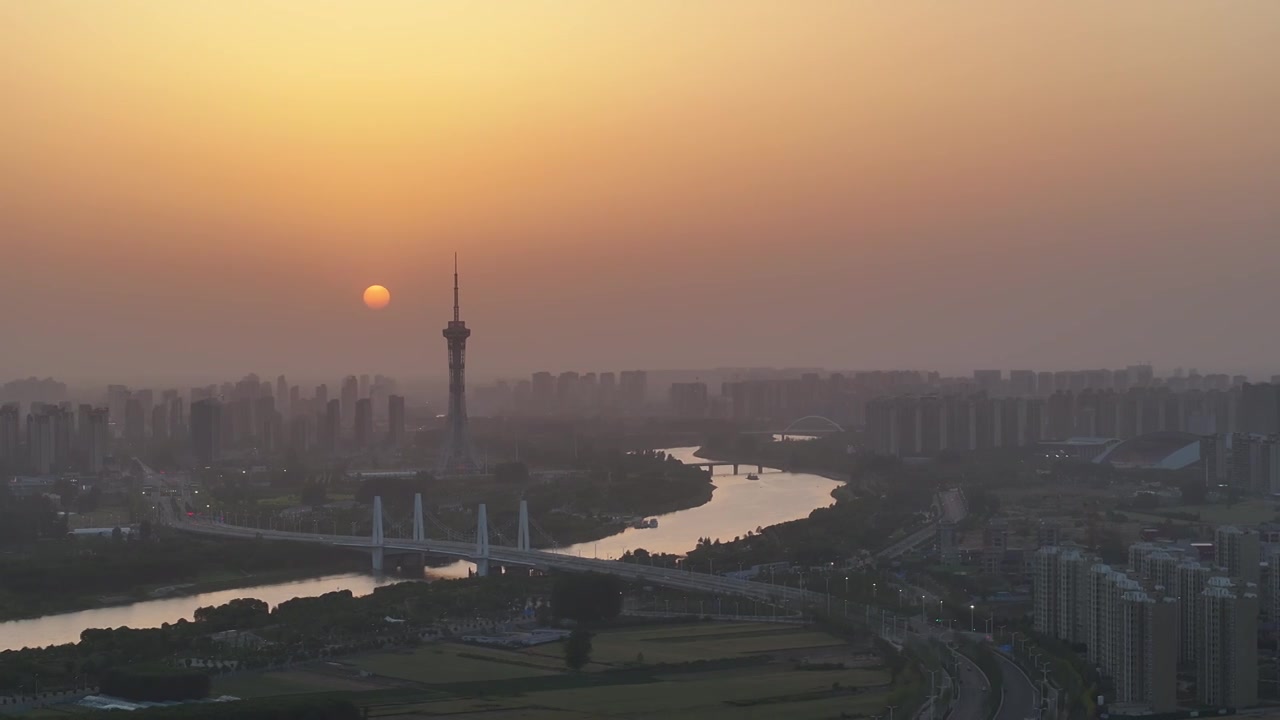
475,503,490,577
517,499,530,551
413,493,425,542
371,495,386,572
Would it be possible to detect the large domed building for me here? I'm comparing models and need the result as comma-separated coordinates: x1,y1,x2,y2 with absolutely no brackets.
1094,431,1203,470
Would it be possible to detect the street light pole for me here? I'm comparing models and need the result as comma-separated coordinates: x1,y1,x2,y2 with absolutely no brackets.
970,604,975,632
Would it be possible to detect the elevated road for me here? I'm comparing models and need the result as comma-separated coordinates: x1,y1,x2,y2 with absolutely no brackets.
993,651,1039,720
951,650,992,720
172,518,821,605
876,523,937,561
876,488,967,562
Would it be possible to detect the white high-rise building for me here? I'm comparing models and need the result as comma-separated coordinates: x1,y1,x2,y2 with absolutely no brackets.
26,410,55,474
1268,549,1280,627
1115,591,1177,712
1215,526,1260,584
1175,561,1211,666
1058,548,1087,642
1198,577,1258,708
1033,546,1062,636
85,407,110,473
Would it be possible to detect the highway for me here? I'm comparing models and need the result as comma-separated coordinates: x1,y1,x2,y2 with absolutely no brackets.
876,488,966,562
951,651,992,720
994,651,1039,720
939,488,966,523
876,523,937,560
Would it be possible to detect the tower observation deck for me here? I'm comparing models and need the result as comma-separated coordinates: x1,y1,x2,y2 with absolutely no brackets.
437,255,479,475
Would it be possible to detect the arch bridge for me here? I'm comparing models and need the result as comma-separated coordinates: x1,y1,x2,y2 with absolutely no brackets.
781,415,846,434
743,415,848,436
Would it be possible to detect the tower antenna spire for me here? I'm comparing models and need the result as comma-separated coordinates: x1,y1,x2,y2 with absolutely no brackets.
439,253,477,475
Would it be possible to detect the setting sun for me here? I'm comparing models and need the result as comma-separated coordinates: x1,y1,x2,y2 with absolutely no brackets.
362,285,390,310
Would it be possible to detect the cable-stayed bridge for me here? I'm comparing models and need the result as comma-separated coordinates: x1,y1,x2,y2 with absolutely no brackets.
165,495,818,606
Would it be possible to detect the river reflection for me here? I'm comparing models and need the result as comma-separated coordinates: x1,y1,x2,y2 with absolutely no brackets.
0,573,406,652
0,446,839,651
553,446,838,560
426,446,838,576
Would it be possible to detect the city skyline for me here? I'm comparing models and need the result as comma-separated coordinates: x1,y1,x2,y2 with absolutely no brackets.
6,361,1280,406
3,5,1278,716
4,2,1280,381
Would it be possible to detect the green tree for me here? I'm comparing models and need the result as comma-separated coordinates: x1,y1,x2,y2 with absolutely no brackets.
874,636,906,682
300,481,327,507
1096,528,1126,564
1179,477,1207,505
564,629,593,671
53,477,77,508
551,573,623,622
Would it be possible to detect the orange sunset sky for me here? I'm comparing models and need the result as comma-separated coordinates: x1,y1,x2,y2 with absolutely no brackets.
2,2,1279,383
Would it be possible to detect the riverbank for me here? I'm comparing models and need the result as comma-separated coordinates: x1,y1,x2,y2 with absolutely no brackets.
0,574,539,694
551,447,842,562
0,534,367,623
0,567,364,624
521,449,716,548
679,446,936,570
3,446,844,652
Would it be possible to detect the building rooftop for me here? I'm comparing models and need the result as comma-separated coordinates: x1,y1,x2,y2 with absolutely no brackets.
1040,437,1120,447
1095,431,1202,470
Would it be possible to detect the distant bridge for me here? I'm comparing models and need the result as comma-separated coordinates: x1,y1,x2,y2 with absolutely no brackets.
686,461,765,474
743,415,849,436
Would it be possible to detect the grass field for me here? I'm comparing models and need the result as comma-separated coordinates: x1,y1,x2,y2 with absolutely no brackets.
347,646,560,684
1160,500,1278,525
65,507,132,529
1118,499,1278,533
528,666,890,718
214,668,385,698
211,622,894,718
562,626,847,666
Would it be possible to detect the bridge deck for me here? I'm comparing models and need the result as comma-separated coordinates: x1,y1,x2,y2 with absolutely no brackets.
169,519,815,605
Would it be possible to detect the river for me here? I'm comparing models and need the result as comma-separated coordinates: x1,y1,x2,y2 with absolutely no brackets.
552,446,838,560
0,446,838,651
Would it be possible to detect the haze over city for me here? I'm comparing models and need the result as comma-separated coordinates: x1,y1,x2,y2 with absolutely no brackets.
7,4,1280,720
4,1,1280,383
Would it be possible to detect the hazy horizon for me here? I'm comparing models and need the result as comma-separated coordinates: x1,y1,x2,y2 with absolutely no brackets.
8,360,1277,403
5,2,1280,382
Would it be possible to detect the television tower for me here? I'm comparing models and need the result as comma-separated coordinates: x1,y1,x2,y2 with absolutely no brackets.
437,254,479,475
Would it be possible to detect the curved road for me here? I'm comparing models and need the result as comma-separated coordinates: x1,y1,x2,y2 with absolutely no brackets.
994,651,1038,720
951,651,991,720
